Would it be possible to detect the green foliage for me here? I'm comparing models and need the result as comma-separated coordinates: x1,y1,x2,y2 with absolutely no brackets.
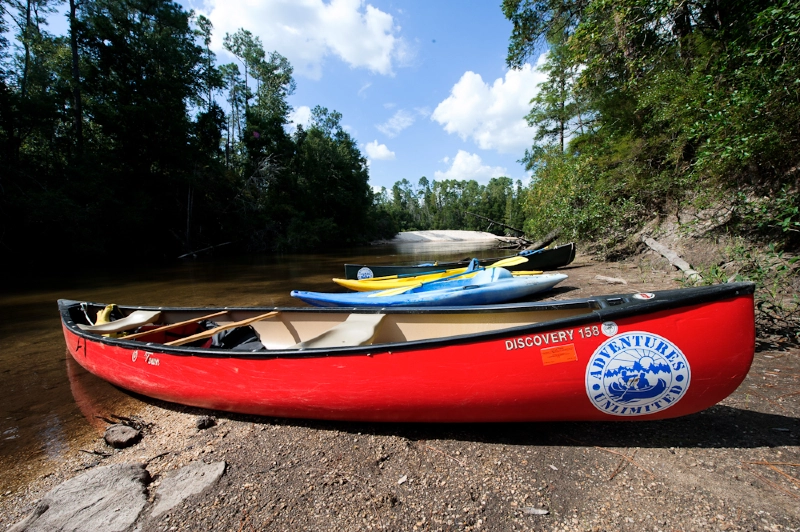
690,241,800,341
0,0,389,273
504,0,800,255
525,40,591,151
731,185,800,248
374,176,530,238
520,146,643,246
282,106,373,249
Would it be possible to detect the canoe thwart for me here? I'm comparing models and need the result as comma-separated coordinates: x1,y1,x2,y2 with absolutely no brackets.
165,311,280,347
124,310,230,340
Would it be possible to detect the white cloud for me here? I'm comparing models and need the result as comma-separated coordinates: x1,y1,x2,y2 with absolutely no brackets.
364,140,395,160
203,0,408,80
375,107,430,138
376,109,415,137
431,58,547,153
434,150,507,183
285,105,312,134
289,105,312,127
358,82,372,98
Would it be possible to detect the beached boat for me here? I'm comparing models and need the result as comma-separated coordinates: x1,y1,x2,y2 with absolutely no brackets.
344,242,576,280
333,267,546,292
292,268,567,307
59,282,755,422
333,256,540,292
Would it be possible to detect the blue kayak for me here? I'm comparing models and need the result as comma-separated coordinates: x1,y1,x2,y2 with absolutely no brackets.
291,268,568,308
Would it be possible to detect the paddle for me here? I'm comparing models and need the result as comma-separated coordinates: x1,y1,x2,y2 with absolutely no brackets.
164,311,279,347
356,269,449,282
123,310,230,341
369,255,529,297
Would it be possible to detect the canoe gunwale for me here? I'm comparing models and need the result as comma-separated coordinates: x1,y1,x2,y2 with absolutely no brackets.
58,282,755,360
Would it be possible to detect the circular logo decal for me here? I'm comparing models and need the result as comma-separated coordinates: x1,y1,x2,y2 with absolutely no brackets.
586,331,690,416
131,350,138,362
633,292,656,300
601,321,618,337
356,267,374,280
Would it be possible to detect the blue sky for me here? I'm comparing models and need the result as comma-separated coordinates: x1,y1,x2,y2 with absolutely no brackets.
184,0,549,191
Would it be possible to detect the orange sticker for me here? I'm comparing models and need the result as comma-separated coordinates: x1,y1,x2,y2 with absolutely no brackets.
541,344,578,365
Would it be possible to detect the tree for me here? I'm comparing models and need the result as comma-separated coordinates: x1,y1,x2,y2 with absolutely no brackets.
284,105,372,247
223,29,262,116
219,62,245,163
79,0,206,253
193,14,223,112
67,0,83,154
525,40,589,153
478,177,515,234
246,50,295,166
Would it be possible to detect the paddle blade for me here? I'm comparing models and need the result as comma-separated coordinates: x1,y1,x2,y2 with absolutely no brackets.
487,255,528,269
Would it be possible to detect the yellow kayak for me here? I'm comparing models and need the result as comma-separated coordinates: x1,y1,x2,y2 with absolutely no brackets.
333,270,544,292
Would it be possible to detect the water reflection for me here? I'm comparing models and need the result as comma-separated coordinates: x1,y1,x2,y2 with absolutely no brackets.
0,242,513,490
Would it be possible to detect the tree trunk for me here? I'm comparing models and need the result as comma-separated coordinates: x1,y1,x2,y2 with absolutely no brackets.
69,0,83,155
21,0,32,99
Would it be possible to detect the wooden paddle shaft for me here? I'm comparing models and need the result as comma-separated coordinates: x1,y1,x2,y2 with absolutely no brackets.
124,311,230,340
165,311,279,347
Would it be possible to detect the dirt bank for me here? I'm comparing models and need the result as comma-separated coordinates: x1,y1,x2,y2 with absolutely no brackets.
2,252,798,531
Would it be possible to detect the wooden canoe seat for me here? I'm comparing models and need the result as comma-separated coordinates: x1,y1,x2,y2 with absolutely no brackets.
78,310,162,334
291,313,386,349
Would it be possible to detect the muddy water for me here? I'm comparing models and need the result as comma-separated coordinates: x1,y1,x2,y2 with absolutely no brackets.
0,241,505,490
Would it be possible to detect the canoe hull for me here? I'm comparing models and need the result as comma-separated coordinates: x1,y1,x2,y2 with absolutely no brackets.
344,242,576,279
292,273,568,307
60,284,755,422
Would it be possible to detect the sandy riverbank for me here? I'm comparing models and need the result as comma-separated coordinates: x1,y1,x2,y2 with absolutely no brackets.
377,230,512,244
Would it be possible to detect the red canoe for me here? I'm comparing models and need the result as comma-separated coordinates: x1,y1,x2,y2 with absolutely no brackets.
58,282,755,422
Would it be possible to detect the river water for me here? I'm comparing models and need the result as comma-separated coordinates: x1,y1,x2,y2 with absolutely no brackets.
0,241,506,489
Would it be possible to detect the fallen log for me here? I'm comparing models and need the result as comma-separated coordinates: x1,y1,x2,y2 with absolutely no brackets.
464,212,532,244
527,229,560,251
642,236,703,284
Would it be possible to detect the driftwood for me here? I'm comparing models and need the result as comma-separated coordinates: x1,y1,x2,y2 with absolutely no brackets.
463,212,532,244
642,236,703,284
178,242,232,260
526,229,560,251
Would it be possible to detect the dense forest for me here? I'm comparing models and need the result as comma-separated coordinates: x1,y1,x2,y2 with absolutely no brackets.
2,0,799,274
0,0,396,272
376,176,528,237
